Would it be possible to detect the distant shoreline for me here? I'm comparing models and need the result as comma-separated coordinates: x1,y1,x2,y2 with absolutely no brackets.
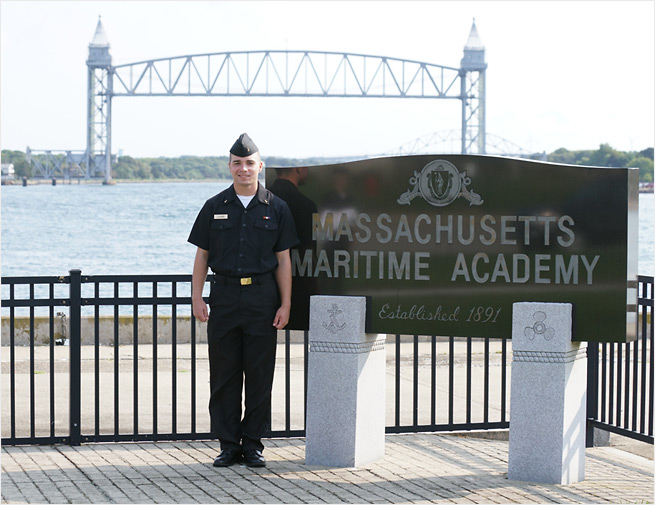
3,177,233,186
113,178,233,184
6,178,654,192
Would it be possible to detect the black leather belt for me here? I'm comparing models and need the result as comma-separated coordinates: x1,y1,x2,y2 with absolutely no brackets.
212,271,275,286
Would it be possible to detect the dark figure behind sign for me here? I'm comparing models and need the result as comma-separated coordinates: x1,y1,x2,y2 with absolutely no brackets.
188,133,298,467
270,167,319,328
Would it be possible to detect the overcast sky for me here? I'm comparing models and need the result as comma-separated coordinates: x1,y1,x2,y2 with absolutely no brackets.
1,0,653,159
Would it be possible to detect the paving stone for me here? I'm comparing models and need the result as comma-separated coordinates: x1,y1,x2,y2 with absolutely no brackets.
2,435,654,504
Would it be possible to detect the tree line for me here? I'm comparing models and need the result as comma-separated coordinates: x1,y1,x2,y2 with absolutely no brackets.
2,144,653,182
544,145,653,183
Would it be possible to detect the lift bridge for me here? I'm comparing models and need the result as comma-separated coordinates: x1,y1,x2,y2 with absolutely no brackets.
29,18,489,183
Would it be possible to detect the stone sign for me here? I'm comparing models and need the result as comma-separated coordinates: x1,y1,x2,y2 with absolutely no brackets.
266,155,638,343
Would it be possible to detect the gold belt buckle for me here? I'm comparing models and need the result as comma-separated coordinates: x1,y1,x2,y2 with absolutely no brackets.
240,277,252,286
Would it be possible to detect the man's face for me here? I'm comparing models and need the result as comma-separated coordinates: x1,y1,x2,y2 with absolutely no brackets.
229,153,262,193
297,166,309,186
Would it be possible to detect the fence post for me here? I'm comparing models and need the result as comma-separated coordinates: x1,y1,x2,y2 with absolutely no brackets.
586,341,599,447
69,269,82,446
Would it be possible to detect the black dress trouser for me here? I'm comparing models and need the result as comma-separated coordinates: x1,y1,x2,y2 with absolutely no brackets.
207,276,279,453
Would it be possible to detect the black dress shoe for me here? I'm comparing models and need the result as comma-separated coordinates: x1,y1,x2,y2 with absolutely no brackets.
243,449,266,467
213,449,241,467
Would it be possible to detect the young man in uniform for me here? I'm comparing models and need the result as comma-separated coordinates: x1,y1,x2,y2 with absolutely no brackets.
188,133,298,467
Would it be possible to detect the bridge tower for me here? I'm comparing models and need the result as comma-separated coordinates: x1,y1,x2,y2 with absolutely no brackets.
86,17,112,183
460,19,487,154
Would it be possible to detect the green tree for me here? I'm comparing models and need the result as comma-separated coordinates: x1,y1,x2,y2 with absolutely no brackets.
588,144,631,168
547,148,575,165
114,156,152,179
629,156,653,182
1,149,30,177
546,144,653,182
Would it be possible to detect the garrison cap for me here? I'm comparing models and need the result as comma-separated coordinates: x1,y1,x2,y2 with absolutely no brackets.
230,133,259,157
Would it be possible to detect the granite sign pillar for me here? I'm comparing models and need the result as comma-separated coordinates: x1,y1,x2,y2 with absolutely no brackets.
305,295,386,467
508,302,587,484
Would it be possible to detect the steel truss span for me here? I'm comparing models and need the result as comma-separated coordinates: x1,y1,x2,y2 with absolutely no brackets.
27,19,487,182
384,130,534,158
111,51,463,99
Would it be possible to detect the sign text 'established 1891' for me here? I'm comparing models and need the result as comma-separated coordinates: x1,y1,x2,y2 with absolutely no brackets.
266,155,638,343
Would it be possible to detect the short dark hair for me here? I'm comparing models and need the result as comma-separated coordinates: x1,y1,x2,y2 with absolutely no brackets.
274,167,293,176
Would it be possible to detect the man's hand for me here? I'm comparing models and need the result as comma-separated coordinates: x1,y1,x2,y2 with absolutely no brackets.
273,249,292,330
193,297,209,322
273,305,290,330
192,247,210,322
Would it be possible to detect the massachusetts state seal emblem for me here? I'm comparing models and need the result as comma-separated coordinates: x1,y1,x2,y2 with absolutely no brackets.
397,160,483,207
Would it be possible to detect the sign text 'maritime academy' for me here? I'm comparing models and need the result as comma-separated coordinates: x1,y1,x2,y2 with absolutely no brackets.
303,211,599,285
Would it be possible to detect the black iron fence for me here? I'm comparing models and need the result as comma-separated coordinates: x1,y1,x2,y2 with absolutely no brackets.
586,276,654,445
1,271,652,446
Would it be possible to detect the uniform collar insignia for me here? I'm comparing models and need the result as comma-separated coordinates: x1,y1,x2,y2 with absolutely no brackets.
255,183,270,205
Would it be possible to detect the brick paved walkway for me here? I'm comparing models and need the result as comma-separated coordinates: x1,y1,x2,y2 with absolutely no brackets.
2,434,653,504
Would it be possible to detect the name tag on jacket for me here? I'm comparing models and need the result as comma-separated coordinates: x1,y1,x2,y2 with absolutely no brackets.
214,214,228,220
